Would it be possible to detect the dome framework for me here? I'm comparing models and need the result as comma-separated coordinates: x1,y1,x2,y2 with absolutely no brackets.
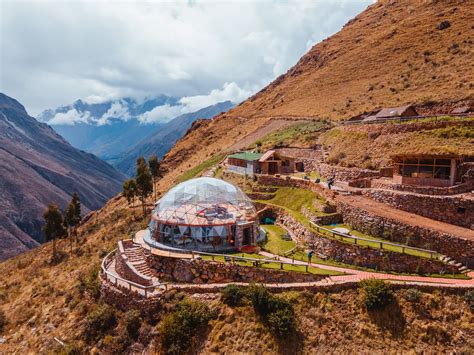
148,177,259,252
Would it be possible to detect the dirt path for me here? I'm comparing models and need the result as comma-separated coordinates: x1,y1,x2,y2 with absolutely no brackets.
336,194,474,241
227,119,309,151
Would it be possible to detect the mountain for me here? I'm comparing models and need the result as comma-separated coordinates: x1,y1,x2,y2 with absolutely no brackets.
115,101,234,176
0,93,127,261
156,0,474,188
37,96,180,164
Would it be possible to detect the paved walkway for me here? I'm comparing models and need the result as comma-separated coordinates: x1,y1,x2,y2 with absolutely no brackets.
259,251,474,287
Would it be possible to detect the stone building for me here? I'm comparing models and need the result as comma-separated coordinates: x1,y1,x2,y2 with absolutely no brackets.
227,150,296,176
391,154,462,187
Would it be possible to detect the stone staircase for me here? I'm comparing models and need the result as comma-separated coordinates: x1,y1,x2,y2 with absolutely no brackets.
439,255,471,274
122,242,160,284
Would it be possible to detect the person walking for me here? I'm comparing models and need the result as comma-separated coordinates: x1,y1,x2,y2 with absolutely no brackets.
307,249,314,264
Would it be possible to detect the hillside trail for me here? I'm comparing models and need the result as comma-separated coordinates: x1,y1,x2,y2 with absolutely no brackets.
258,251,474,287
335,194,474,241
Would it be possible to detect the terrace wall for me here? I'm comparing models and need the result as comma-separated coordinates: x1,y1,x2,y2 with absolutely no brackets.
369,178,474,196
336,200,474,267
316,163,379,181
147,255,322,284
262,206,459,274
362,189,474,228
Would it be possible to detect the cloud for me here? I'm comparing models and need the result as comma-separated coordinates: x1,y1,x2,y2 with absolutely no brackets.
138,81,252,123
0,0,372,115
48,108,91,125
97,100,130,125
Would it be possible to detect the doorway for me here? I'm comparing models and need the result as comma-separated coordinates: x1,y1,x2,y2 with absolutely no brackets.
242,227,252,245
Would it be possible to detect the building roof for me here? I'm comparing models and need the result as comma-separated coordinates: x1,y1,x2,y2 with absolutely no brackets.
258,150,276,162
228,152,263,161
451,106,472,114
375,105,417,118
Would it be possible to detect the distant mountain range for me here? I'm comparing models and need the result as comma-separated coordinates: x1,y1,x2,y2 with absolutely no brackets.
0,93,127,261
38,97,234,175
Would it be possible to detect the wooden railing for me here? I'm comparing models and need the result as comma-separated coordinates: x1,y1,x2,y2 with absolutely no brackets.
310,222,439,260
190,250,315,273
101,249,165,298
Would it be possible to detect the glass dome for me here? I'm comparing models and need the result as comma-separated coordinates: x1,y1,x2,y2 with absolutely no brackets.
153,177,256,226
148,177,258,251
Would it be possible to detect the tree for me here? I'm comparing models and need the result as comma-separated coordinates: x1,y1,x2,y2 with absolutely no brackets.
42,203,66,260
122,179,136,206
64,192,82,253
135,157,153,216
148,154,162,201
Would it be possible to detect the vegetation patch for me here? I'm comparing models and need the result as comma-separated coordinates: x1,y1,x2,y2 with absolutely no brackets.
359,279,393,310
221,284,246,307
176,153,225,183
160,298,216,354
248,284,296,336
84,304,117,340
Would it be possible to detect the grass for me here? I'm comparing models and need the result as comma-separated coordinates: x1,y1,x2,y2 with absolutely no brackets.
176,153,225,183
200,250,341,276
260,225,295,255
250,120,332,149
292,171,326,182
264,187,327,216
323,223,439,259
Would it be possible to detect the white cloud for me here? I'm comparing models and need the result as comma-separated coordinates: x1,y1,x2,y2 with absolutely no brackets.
48,108,91,125
139,104,184,124
0,0,372,115
97,100,130,125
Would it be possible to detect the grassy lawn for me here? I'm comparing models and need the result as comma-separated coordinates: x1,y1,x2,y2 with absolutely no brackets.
260,224,296,255
322,223,439,259
176,153,225,183
200,250,342,276
264,186,327,216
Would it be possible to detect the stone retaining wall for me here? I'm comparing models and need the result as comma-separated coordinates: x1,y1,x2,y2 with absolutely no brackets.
100,278,161,313
362,189,474,228
246,192,275,200
336,200,474,267
316,163,379,181
147,255,322,284
369,179,474,196
267,206,459,274
301,207,342,225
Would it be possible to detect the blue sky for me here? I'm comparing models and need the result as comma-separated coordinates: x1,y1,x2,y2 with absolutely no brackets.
0,0,371,118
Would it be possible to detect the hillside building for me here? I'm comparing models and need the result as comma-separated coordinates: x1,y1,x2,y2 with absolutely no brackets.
227,150,296,176
391,154,462,187
146,177,260,252
364,105,418,122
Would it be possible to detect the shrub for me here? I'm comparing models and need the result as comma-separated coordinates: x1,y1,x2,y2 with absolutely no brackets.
406,288,422,303
248,284,296,335
0,309,6,332
124,310,142,339
78,266,100,299
266,298,295,335
359,279,393,310
84,304,117,339
248,284,273,316
161,299,214,354
221,284,245,307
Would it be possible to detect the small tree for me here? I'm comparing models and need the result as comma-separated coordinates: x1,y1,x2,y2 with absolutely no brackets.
64,192,82,253
148,154,162,201
359,279,393,310
135,157,153,216
122,179,136,206
42,203,66,260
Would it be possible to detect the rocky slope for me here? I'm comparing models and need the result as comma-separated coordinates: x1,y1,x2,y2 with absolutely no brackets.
0,93,127,261
115,101,234,176
156,0,473,189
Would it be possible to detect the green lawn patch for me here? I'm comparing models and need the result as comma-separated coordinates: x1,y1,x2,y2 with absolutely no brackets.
176,154,225,183
260,224,296,255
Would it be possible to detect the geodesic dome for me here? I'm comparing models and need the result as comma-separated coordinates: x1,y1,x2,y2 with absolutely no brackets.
152,177,256,226
148,177,258,252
